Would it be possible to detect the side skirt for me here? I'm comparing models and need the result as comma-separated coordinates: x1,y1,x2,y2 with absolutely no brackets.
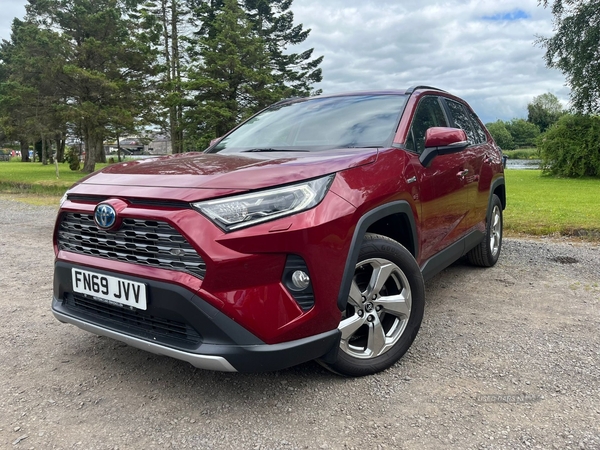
420,230,485,281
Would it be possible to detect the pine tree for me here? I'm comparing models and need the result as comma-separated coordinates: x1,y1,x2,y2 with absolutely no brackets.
0,19,66,163
185,0,283,148
243,0,323,100
142,0,187,153
185,0,323,148
25,0,159,172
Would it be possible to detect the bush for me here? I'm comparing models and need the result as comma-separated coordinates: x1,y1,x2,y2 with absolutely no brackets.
505,119,540,148
65,146,81,171
538,114,600,177
486,120,515,150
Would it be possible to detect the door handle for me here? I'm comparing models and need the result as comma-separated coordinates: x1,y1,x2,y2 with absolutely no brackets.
456,169,469,179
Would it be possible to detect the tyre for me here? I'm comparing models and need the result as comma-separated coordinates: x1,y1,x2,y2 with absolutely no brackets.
323,233,425,377
467,194,503,267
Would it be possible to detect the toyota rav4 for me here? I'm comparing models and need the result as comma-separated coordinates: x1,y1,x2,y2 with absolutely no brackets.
52,86,505,376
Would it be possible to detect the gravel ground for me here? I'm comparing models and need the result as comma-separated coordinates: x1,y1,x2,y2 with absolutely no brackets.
0,196,599,450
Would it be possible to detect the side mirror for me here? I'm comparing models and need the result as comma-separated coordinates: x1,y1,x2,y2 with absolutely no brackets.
209,136,223,147
419,127,468,167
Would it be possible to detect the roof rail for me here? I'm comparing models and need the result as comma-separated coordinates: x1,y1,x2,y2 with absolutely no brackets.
272,96,304,106
405,85,447,95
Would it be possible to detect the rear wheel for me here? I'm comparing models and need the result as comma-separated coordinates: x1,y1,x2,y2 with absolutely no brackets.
467,194,503,267
322,233,425,377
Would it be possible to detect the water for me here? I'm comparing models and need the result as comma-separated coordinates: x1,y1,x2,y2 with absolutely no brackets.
505,159,541,170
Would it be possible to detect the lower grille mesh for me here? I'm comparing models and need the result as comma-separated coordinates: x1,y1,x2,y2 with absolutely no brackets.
65,293,202,348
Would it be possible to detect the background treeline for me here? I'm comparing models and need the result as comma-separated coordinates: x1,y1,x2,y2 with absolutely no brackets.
486,92,600,178
0,0,323,172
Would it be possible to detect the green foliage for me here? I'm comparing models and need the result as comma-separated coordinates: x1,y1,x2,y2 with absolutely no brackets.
527,92,565,132
65,146,81,171
538,114,600,177
184,0,323,148
14,0,160,172
0,19,66,163
505,119,540,148
486,119,540,149
243,0,323,97
485,120,515,150
539,0,600,113
1,0,321,157
502,148,539,160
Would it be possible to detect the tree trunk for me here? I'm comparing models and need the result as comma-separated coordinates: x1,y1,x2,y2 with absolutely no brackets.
20,139,29,162
82,125,96,173
42,134,48,165
96,138,106,163
56,132,66,163
171,1,183,153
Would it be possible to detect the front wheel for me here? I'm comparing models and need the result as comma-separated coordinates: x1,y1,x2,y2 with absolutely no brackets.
322,233,425,377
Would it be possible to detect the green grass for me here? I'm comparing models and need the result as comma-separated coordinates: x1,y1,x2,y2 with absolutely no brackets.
1,161,599,239
0,160,108,196
504,169,600,238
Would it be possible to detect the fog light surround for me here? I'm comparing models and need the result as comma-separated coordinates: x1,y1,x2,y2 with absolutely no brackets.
282,255,315,311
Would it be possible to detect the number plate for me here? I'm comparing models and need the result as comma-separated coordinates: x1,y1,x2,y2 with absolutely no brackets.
71,268,147,310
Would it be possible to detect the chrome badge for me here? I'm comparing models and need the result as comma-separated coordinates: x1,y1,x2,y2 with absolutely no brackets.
94,203,117,229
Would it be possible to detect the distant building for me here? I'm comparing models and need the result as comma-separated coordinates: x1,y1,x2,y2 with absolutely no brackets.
147,136,172,155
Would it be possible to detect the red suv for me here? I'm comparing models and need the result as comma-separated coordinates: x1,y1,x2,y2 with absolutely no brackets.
52,86,505,376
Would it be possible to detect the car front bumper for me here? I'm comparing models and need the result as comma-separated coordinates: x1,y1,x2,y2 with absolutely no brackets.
52,261,340,372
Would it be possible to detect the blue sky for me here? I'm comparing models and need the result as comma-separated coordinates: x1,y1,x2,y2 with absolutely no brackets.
0,0,568,124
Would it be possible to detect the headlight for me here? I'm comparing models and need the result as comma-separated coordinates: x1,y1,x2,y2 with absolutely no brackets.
192,175,334,231
59,192,68,207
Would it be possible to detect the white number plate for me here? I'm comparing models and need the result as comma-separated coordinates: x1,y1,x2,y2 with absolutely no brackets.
71,268,147,310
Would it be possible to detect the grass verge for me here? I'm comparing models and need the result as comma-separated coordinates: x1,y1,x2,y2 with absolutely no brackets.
504,169,600,238
0,160,108,200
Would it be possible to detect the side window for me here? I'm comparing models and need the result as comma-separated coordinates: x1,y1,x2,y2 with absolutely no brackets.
406,96,448,154
467,109,488,144
445,99,477,145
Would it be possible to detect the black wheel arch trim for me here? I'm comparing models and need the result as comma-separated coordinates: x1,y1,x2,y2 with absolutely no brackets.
336,201,418,311
490,177,506,210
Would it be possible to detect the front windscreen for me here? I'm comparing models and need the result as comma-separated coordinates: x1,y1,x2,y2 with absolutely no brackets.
209,94,408,153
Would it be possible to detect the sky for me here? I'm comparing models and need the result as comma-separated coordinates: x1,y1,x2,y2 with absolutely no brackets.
0,0,568,124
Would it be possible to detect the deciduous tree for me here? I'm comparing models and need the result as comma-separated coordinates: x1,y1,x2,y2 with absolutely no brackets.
505,119,540,148
527,92,564,132
538,0,600,113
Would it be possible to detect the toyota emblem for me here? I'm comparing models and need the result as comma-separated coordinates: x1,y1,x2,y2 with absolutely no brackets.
94,203,117,229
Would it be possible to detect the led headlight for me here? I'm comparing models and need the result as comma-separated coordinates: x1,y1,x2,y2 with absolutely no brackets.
59,192,69,207
192,175,334,231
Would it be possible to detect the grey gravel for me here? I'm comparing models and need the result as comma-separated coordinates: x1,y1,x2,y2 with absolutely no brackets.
0,196,599,449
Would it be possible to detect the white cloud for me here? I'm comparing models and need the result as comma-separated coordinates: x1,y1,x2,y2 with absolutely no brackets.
0,0,568,123
292,0,568,123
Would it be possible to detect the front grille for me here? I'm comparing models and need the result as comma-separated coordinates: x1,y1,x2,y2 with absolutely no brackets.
65,293,202,348
57,213,206,279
